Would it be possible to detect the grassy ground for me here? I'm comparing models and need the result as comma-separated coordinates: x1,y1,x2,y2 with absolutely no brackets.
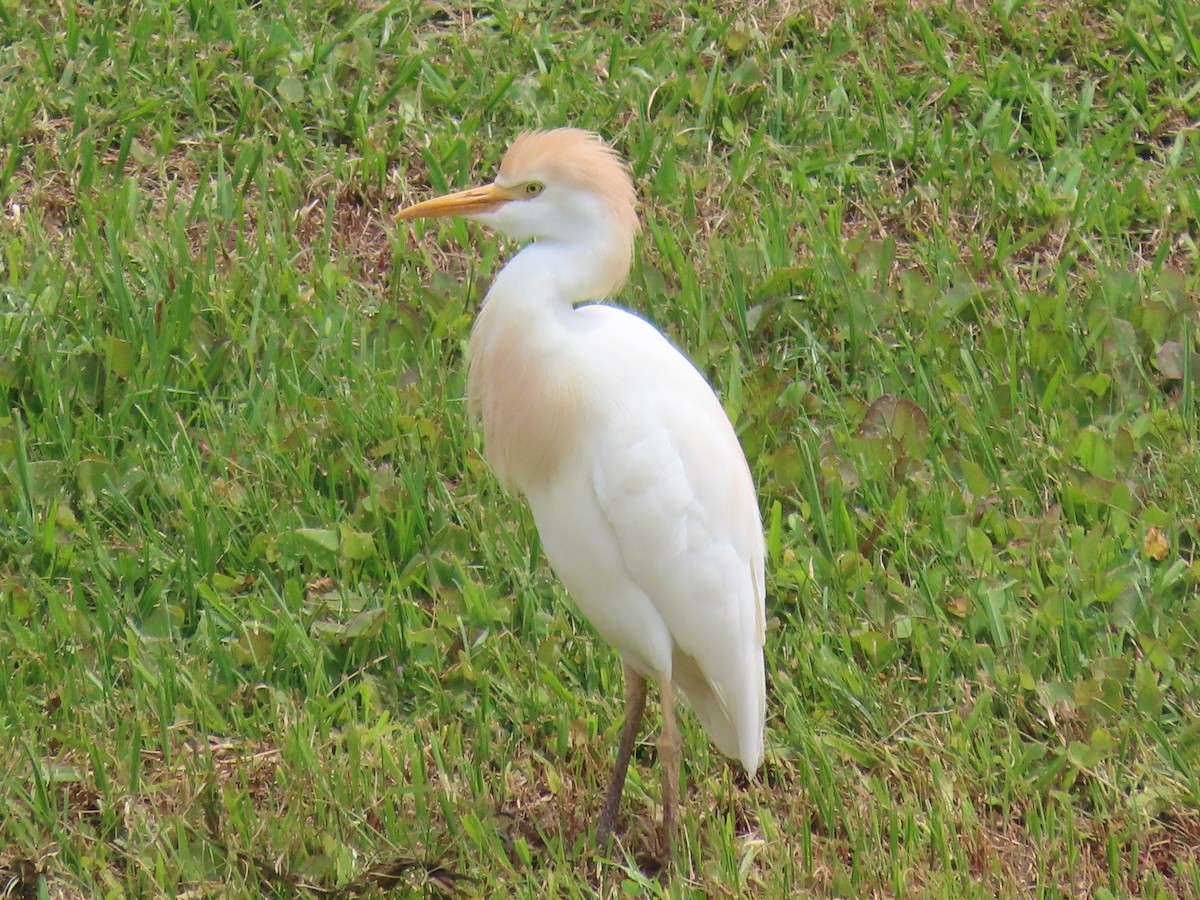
1,0,1199,896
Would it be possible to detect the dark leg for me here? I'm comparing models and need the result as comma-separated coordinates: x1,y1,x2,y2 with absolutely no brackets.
656,675,681,866
597,664,648,844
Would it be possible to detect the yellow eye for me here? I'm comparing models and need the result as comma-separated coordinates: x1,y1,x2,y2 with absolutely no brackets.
524,181,544,197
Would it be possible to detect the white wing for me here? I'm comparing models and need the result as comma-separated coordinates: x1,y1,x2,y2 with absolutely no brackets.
523,304,765,773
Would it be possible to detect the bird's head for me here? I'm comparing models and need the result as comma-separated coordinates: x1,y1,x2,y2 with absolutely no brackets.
396,128,639,251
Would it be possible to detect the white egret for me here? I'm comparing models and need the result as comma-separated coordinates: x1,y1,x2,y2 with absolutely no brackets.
396,128,765,858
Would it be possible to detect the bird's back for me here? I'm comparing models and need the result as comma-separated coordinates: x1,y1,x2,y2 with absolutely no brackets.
514,303,766,774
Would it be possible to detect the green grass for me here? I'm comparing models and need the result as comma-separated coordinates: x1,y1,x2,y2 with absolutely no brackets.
1,0,1198,895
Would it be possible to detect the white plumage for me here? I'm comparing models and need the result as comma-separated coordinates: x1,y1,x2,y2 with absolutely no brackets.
397,128,765,857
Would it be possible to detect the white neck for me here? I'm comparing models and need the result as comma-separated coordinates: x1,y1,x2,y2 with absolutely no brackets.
489,236,629,311
465,233,628,490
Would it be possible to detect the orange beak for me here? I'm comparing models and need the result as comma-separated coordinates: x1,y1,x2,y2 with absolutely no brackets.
395,182,519,221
